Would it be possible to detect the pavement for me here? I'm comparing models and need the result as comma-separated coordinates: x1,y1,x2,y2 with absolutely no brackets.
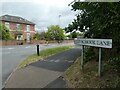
4,48,81,88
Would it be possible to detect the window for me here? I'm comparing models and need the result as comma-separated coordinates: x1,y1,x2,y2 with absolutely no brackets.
26,25,30,32
16,24,21,30
16,35,23,40
5,22,10,29
27,33,30,42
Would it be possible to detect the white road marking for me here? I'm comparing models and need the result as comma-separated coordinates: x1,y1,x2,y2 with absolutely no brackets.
68,61,73,63
25,46,31,48
43,59,60,63
43,59,48,61
50,60,54,62
65,60,69,62
7,48,14,50
43,59,73,63
54,60,60,62
49,60,54,62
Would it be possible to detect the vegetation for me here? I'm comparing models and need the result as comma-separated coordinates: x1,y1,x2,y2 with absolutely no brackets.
17,46,73,69
64,57,120,88
71,31,77,38
64,2,120,88
33,32,46,40
66,31,84,39
0,23,13,40
65,2,120,70
45,25,65,42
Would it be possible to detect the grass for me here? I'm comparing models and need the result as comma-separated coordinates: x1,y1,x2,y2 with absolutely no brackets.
17,46,74,69
64,57,120,88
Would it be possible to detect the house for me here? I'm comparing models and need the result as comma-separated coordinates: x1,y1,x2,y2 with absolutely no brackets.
0,15,36,42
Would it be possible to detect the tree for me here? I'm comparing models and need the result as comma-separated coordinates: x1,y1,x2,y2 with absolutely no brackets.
65,2,120,72
0,23,13,40
65,2,120,55
71,31,77,38
66,34,72,39
65,20,79,33
45,25,65,42
33,32,46,40
67,2,120,37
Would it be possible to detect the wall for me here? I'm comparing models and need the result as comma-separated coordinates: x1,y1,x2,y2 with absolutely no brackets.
0,40,25,46
0,40,74,46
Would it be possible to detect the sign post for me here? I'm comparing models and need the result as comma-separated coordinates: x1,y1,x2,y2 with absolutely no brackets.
74,38,112,77
81,45,84,69
98,48,102,77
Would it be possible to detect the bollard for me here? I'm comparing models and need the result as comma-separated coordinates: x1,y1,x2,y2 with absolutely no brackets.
36,44,39,56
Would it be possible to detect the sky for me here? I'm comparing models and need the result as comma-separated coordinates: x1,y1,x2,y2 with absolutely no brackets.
0,0,79,32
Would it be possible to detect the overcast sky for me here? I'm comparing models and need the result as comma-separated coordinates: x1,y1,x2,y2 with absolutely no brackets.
0,0,78,32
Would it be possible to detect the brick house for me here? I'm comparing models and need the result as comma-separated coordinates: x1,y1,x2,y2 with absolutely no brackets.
0,15,36,42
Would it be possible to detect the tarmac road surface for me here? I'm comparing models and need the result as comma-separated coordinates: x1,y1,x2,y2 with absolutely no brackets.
1,43,74,87
5,48,81,88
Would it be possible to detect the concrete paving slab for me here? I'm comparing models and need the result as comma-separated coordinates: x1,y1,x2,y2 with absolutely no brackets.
5,66,63,88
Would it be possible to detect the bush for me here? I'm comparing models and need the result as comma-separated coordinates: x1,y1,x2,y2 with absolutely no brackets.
0,23,13,40
84,47,98,63
108,56,120,75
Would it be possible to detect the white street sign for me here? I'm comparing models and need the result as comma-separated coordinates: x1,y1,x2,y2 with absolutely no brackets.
74,39,112,48
74,38,112,77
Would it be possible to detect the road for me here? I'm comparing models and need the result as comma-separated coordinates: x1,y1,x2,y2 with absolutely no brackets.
5,48,81,88
1,43,74,87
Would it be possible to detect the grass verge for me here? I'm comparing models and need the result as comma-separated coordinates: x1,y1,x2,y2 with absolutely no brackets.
17,46,74,69
64,57,120,88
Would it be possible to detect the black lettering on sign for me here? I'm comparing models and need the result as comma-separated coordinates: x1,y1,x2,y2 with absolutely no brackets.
74,39,112,48
103,41,109,46
92,40,96,45
97,41,100,45
100,41,104,46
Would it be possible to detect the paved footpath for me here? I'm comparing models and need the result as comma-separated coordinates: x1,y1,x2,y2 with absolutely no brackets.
4,48,81,88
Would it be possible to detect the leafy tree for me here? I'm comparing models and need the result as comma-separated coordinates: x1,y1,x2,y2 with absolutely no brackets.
33,32,46,40
65,20,78,33
66,2,120,55
33,33,40,40
66,34,72,39
0,23,13,40
45,25,65,42
66,31,78,39
65,2,120,72
77,32,84,38
71,31,77,38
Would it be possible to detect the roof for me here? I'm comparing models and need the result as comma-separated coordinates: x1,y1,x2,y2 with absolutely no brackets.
0,15,35,25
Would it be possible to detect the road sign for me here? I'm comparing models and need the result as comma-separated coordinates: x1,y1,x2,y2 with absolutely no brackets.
74,38,112,77
74,39,112,48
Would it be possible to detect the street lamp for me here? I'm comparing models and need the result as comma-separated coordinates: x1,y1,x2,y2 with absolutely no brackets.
58,15,61,26
68,0,85,6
